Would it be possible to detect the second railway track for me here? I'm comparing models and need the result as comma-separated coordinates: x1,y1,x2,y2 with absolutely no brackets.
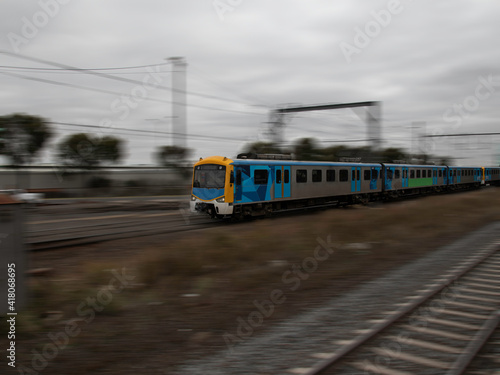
294,241,500,375
26,211,218,251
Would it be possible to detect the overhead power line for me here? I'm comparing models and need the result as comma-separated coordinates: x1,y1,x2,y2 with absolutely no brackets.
50,121,248,143
0,70,265,116
0,62,172,71
0,70,170,104
424,132,500,138
0,50,266,108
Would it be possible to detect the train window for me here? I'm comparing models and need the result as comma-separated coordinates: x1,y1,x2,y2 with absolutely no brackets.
410,170,415,179
422,170,426,178
236,170,242,185
439,170,442,178
296,169,307,183
327,170,336,182
387,169,393,179
364,170,371,180
276,169,282,184
339,169,348,182
395,170,400,179
417,170,421,178
372,169,379,180
357,169,360,181
254,170,268,184
312,169,322,182
193,164,226,188
284,169,290,183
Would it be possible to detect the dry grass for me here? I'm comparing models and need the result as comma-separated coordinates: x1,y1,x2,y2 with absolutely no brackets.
8,187,500,374
134,189,500,294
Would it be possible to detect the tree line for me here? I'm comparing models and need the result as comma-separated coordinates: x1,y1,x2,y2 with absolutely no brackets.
0,113,448,168
244,138,450,165
0,113,190,169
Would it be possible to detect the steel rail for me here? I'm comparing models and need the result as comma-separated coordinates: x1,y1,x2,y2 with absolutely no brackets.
27,217,219,251
446,310,500,375
303,241,500,375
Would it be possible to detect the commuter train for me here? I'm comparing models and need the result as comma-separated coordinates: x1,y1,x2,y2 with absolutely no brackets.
190,155,500,219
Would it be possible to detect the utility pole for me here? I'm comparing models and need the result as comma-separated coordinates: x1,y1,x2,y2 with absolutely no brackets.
169,57,187,149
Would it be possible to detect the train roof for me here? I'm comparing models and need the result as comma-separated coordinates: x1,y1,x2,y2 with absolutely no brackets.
383,163,448,168
231,159,382,167
195,156,490,170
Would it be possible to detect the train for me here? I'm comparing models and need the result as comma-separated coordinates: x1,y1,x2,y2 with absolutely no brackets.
190,154,500,219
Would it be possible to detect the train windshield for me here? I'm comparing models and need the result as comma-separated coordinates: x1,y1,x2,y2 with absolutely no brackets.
193,164,226,189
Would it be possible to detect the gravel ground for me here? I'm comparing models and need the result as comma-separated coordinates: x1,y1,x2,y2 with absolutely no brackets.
170,221,500,375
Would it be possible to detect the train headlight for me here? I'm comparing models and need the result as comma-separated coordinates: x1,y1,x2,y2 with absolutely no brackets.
216,196,225,203
191,195,197,201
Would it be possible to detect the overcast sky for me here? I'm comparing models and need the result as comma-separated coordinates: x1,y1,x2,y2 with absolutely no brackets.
1,0,499,166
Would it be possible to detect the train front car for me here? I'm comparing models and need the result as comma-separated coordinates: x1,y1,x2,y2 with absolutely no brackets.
190,156,234,218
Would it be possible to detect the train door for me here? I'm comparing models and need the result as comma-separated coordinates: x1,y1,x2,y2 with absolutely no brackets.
385,167,394,190
402,167,409,188
442,168,448,185
485,168,492,183
351,167,361,192
457,168,461,183
274,166,291,199
234,168,242,202
432,168,438,185
370,167,380,190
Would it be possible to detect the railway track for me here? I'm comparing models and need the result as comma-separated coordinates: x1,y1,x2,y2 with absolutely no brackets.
26,211,218,251
290,241,500,375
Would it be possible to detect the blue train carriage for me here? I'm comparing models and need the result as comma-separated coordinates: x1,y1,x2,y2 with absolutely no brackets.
231,159,383,217
382,164,448,197
447,166,482,189
191,155,383,218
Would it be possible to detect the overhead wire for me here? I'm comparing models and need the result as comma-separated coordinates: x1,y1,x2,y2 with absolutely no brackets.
189,63,270,109
0,70,170,104
0,61,173,71
50,121,248,143
0,70,266,116
0,50,268,110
